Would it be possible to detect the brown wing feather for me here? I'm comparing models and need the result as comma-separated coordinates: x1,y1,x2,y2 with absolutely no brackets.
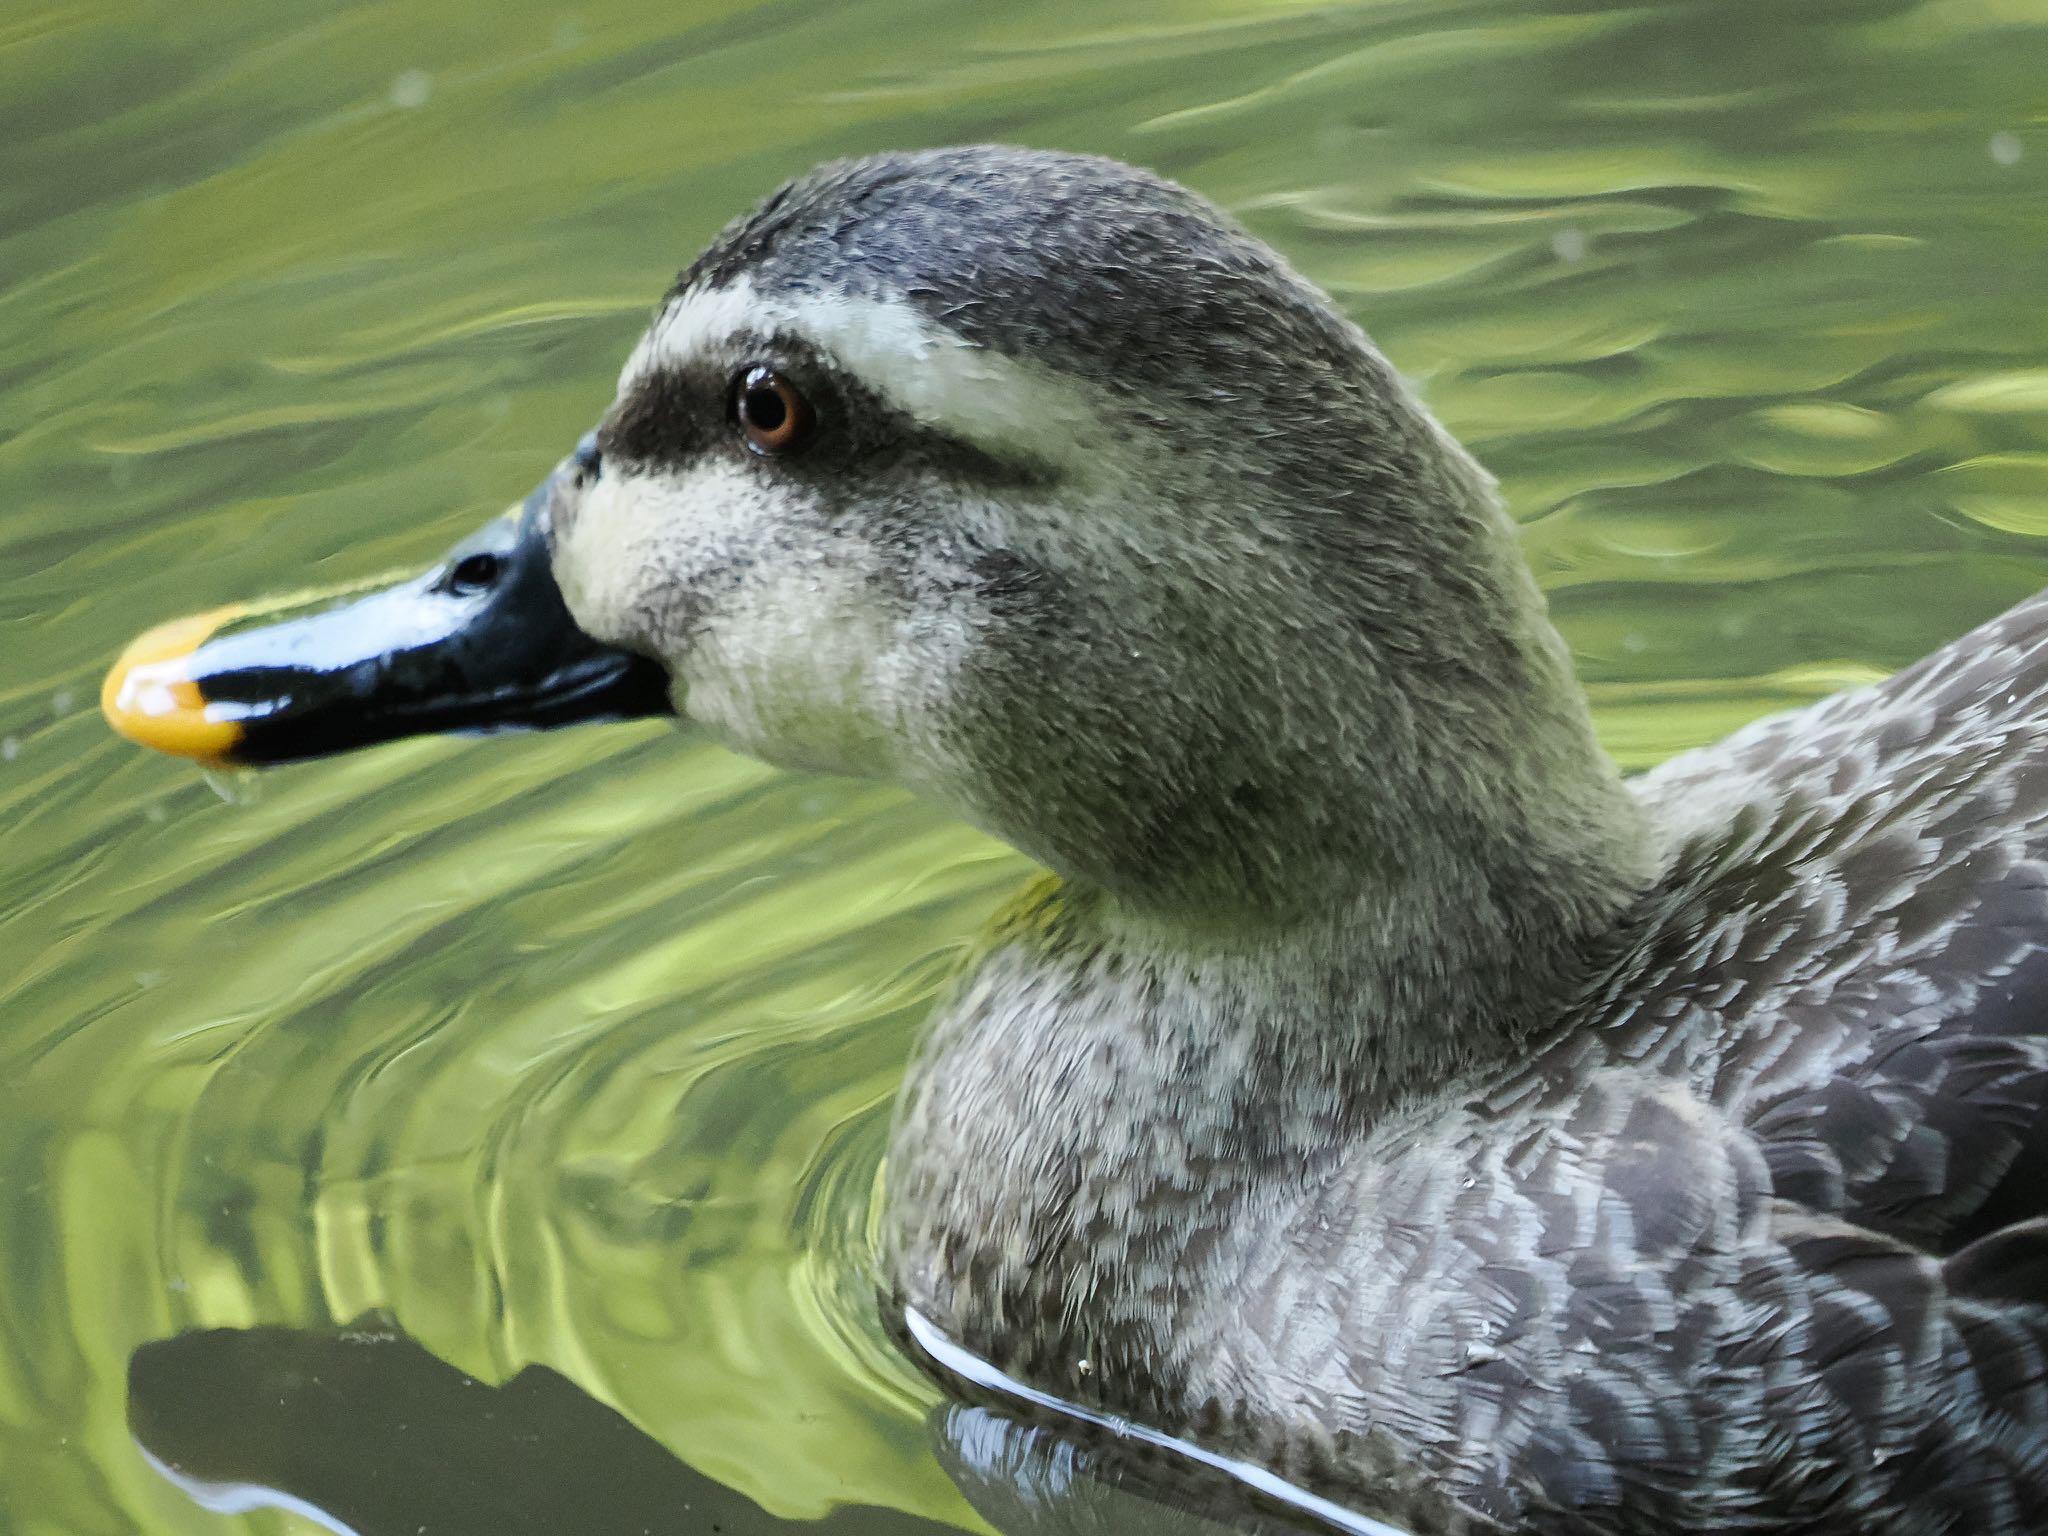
1245,594,2048,1530
1634,591,2048,1256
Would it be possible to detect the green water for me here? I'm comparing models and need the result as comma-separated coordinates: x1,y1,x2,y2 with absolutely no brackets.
4,0,2047,1530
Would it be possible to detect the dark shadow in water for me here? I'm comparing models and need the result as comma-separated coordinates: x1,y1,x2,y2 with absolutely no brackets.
128,1321,1357,1535
128,1320,962,1536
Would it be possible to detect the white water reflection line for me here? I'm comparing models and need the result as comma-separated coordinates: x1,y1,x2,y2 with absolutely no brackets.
139,1445,363,1536
902,1307,1418,1536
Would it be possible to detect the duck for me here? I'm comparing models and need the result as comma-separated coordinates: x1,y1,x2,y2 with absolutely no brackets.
100,145,2048,1535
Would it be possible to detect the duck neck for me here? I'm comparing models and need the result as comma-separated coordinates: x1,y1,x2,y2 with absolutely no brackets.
886,771,1651,1401
888,423,1661,1393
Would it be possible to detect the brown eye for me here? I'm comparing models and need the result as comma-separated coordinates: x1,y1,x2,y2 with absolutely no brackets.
731,366,814,456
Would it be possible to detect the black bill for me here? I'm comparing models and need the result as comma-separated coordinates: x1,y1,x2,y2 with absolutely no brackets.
101,470,673,767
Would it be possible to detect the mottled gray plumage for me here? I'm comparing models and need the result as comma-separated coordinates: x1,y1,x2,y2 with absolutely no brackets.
547,147,2048,1533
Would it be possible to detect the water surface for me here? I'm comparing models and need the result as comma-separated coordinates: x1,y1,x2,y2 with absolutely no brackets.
4,0,2047,1530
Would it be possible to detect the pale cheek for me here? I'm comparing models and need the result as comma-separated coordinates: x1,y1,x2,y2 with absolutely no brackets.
555,467,754,653
681,570,909,779
552,475,655,647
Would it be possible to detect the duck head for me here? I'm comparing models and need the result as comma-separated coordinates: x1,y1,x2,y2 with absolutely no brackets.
106,146,1646,925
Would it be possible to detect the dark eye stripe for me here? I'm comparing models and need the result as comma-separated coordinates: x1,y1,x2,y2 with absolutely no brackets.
819,367,1057,489
601,365,711,466
602,343,1058,490
897,424,1058,491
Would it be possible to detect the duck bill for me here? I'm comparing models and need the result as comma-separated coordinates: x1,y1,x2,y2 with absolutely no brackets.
100,478,674,768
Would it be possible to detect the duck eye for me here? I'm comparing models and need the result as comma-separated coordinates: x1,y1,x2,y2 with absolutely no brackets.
731,366,814,456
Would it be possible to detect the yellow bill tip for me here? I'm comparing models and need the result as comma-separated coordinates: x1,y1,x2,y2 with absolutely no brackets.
100,606,247,763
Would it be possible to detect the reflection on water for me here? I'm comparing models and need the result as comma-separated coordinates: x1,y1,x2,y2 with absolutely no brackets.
128,1318,1355,1535
3,0,2046,1530
129,1321,968,1536
905,1311,1410,1536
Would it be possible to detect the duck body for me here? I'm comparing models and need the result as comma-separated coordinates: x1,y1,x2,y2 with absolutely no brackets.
101,146,2048,1532
893,590,2048,1533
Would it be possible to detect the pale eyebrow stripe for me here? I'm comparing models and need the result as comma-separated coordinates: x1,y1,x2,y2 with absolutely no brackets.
604,347,1057,489
635,279,1111,473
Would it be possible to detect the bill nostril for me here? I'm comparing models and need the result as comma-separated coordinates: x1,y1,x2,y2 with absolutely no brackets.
448,552,504,595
